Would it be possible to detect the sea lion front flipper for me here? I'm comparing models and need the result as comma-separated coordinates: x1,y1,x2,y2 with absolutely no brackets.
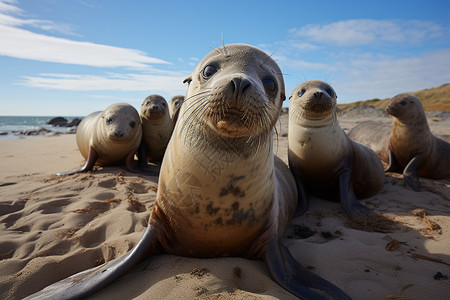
293,176,308,217
25,225,160,300
263,239,352,300
403,154,423,191
135,143,160,175
56,146,98,176
338,169,373,220
385,151,401,173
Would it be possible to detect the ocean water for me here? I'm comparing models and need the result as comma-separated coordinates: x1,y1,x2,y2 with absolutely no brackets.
0,116,81,137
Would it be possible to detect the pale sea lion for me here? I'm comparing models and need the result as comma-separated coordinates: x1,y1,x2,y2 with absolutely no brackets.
138,95,174,168
168,95,185,121
288,80,385,219
26,45,350,299
348,120,391,163
385,93,450,190
57,103,142,176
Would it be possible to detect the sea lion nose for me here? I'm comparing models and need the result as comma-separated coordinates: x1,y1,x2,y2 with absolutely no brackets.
115,131,124,138
314,91,323,99
230,77,252,99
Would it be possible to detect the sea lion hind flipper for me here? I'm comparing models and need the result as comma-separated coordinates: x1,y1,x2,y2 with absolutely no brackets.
403,154,423,191
338,169,373,220
24,225,160,300
263,240,352,300
56,146,98,176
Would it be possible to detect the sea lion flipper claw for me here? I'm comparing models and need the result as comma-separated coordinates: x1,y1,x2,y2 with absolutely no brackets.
56,147,98,176
403,154,423,191
338,170,373,220
263,240,352,300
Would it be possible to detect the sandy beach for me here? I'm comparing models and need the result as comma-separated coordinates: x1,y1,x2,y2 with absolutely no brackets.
0,112,449,299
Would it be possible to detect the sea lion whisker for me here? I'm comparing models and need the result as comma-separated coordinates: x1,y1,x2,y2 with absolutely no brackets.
180,99,209,136
182,94,209,118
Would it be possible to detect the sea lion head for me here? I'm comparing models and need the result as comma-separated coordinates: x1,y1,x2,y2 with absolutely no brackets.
181,43,285,143
289,80,337,120
170,95,185,112
100,103,141,143
140,95,169,121
386,93,426,123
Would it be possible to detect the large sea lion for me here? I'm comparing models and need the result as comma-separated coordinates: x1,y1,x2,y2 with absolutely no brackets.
351,93,450,191
168,95,185,121
288,80,385,219
57,103,142,176
26,45,350,299
138,95,174,167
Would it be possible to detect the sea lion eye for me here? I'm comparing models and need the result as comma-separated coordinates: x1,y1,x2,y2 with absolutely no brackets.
400,101,407,105
263,77,277,93
298,89,306,97
325,88,334,98
130,121,136,128
106,117,113,125
201,65,217,80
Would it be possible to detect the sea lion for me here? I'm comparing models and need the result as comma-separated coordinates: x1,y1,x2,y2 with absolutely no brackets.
56,103,142,176
168,95,185,121
385,93,450,190
138,95,174,169
348,120,391,163
26,44,350,299
288,80,385,219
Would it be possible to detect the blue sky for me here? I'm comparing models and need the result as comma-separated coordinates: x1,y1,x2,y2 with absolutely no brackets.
1,0,449,116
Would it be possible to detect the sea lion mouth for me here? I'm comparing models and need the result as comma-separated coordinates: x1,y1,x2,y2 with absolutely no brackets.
210,108,249,137
301,102,333,119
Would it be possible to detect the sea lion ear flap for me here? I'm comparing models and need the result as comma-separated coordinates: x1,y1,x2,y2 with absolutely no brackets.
183,76,192,85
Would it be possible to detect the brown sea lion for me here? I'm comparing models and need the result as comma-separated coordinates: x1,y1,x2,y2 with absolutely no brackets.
56,103,142,176
385,93,450,191
138,95,174,169
26,45,350,300
288,80,385,219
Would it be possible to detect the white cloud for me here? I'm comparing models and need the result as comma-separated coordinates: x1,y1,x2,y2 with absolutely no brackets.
0,25,170,67
275,55,333,71
0,0,22,14
18,72,187,92
0,0,170,67
333,49,450,102
290,19,443,46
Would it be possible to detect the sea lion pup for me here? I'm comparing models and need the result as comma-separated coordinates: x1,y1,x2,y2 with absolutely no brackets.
168,95,185,120
56,103,142,175
138,95,174,171
348,120,391,163
384,93,450,191
26,44,350,300
288,80,385,220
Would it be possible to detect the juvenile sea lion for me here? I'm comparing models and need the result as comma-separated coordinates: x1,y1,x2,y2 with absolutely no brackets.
288,80,385,219
138,95,174,168
168,95,185,121
385,93,450,190
27,45,350,299
57,103,142,176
